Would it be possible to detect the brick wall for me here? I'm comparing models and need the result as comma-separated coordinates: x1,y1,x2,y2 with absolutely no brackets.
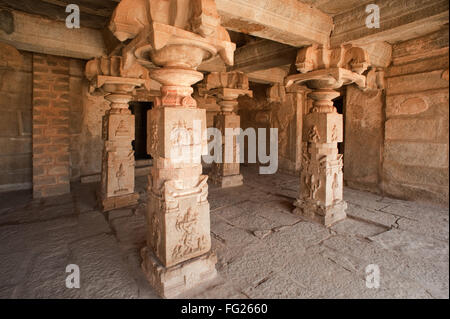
32,53,71,198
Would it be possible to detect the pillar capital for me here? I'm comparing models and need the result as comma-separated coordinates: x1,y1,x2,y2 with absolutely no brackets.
85,56,146,96
199,72,252,113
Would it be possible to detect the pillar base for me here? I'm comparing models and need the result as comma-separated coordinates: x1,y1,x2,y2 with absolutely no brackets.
141,246,217,298
293,199,347,227
97,190,140,212
211,174,243,188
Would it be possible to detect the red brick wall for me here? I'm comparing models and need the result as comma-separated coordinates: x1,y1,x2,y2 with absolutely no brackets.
32,53,71,198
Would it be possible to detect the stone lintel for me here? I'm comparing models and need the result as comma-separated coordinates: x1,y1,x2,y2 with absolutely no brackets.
216,0,333,47
0,10,106,60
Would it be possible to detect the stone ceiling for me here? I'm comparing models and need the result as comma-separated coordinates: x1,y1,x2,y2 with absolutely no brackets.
0,0,118,29
300,0,374,16
0,0,376,30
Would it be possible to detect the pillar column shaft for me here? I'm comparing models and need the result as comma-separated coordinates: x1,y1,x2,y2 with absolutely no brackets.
200,73,252,188
141,68,216,298
294,89,347,226
211,98,243,188
99,92,139,211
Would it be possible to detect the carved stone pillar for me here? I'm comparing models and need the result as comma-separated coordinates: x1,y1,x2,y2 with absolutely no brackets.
199,72,252,188
85,57,145,212
285,45,370,227
108,0,235,298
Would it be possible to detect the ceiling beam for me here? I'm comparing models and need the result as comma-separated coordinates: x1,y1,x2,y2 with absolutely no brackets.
215,0,333,47
198,39,297,77
0,10,106,60
331,0,449,47
247,67,288,84
228,39,297,73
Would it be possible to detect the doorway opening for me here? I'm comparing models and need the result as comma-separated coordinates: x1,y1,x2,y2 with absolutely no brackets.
333,96,345,155
129,102,153,160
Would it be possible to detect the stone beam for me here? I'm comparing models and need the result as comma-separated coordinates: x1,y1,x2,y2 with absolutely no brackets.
215,0,333,47
247,67,288,84
199,39,297,75
331,0,449,47
228,39,297,73
0,10,106,60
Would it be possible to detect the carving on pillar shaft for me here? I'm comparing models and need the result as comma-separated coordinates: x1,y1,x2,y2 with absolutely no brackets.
285,44,370,227
85,56,146,212
198,72,252,188
107,0,236,298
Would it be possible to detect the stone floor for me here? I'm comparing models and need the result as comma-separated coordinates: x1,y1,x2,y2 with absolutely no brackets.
0,166,448,299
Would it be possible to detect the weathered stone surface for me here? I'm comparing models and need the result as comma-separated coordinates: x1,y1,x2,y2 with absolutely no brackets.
344,86,383,191
0,166,448,298
383,161,449,187
331,0,449,47
391,28,449,65
386,91,448,118
386,70,448,95
369,229,448,264
331,218,388,238
384,141,448,168
385,118,439,141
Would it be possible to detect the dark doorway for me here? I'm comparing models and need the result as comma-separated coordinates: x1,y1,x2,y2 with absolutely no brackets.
333,96,345,155
129,102,153,160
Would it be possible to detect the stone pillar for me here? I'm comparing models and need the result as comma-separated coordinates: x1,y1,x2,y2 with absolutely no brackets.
85,57,145,211
107,0,236,297
296,88,347,226
199,72,252,188
144,66,216,298
285,45,370,227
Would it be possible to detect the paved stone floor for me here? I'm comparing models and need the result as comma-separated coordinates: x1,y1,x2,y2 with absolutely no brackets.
0,166,448,299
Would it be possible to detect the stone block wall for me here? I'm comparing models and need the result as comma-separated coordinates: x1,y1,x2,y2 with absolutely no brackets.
32,53,71,198
0,49,32,192
344,86,384,193
383,28,449,204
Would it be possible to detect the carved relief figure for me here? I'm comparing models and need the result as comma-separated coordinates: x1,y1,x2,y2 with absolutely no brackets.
149,120,158,156
172,207,207,259
305,174,321,200
170,121,194,158
332,173,339,203
331,124,338,142
308,125,320,143
150,212,161,255
115,163,126,193
115,120,129,137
